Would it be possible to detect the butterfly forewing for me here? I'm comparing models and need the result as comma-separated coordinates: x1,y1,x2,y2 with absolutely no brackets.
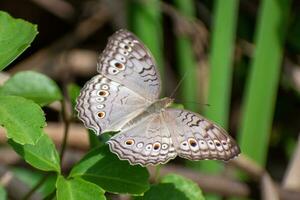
97,29,161,101
76,75,149,134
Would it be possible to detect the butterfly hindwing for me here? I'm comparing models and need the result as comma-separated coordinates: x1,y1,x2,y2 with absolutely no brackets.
107,113,177,166
76,75,149,134
164,109,240,161
97,29,161,101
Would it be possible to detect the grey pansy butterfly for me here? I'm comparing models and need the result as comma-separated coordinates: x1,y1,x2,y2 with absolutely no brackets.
76,29,240,166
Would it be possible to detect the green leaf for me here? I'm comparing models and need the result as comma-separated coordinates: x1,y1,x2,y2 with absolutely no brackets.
0,95,44,144
70,145,149,195
0,71,62,106
0,185,7,200
0,11,38,71
138,183,188,200
138,174,205,200
12,168,57,197
161,174,204,200
9,133,60,172
67,83,80,110
170,103,184,109
56,176,106,200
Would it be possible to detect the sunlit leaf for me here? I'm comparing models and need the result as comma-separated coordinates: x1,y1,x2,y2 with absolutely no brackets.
9,133,60,172
56,176,106,200
0,95,44,144
0,71,62,106
161,174,204,200
0,11,37,71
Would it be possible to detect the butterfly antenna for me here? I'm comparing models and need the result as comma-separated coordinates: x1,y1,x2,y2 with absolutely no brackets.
170,71,189,98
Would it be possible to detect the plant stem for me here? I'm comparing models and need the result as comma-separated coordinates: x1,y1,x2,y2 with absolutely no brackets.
22,174,49,200
59,98,70,162
154,165,162,183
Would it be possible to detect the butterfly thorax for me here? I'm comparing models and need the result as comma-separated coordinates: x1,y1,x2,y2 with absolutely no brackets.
146,97,174,113
119,97,173,131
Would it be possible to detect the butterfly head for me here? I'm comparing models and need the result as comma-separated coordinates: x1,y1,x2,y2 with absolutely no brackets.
158,97,174,109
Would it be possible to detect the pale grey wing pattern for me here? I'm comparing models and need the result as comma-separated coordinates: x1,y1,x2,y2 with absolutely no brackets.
107,113,177,166
97,29,161,101
76,74,149,135
163,109,240,161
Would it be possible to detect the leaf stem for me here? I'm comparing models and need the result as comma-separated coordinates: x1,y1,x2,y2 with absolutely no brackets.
154,165,162,183
22,173,49,200
59,98,71,162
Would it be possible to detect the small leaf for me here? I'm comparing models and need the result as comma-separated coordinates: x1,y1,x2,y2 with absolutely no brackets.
170,103,184,109
0,71,62,106
0,11,38,71
9,133,60,172
56,176,106,200
67,83,80,110
161,174,204,200
12,168,57,197
138,183,189,200
70,145,150,195
0,185,7,200
0,95,44,144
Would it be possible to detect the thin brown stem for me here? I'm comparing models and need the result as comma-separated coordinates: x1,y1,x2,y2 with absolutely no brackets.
22,174,50,200
59,98,71,162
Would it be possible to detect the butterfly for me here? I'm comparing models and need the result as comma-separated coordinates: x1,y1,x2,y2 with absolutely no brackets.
76,29,240,166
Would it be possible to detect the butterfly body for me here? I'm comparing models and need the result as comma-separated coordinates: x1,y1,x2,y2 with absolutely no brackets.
76,29,240,166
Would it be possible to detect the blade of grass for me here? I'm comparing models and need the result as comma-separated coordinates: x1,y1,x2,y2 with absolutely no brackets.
199,1,239,199
128,0,164,93
173,0,198,112
238,0,291,166
200,0,239,173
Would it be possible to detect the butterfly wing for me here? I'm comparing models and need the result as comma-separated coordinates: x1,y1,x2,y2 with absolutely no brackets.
76,75,150,134
163,108,240,161
107,112,177,166
97,29,161,100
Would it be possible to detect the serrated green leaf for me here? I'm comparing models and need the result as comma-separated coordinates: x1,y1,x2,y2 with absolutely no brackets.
0,185,7,200
0,11,38,71
161,174,204,200
70,145,149,195
0,95,44,144
9,133,60,172
12,168,57,197
0,71,62,106
56,176,106,200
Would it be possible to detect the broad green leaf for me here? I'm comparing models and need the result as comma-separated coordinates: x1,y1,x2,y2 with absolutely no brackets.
0,185,7,200
9,133,60,172
0,71,62,106
161,174,204,200
0,95,44,144
70,145,149,194
0,11,38,71
12,168,57,197
56,176,106,200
